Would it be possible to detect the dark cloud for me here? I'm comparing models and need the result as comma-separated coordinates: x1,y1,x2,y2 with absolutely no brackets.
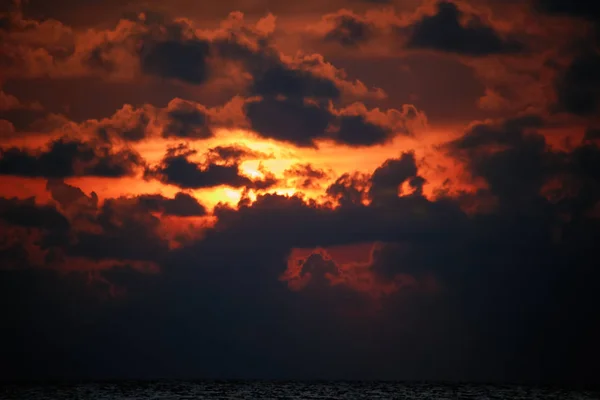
146,150,250,189
0,137,144,178
6,180,169,265
452,114,544,146
405,1,523,56
553,50,600,117
369,152,421,204
284,163,330,189
210,30,355,101
286,163,328,179
137,192,207,217
0,107,47,132
246,98,409,147
2,128,600,382
135,14,212,84
80,13,211,85
93,101,216,143
0,15,10,30
207,145,269,163
96,106,152,143
0,197,69,231
324,14,375,47
145,144,276,190
163,102,212,139
251,64,341,99
446,115,561,206
84,43,118,73
334,114,393,146
584,128,600,142
326,172,370,207
68,197,169,262
2,6,379,111
245,97,333,147
78,10,354,100
534,0,600,20
140,39,211,84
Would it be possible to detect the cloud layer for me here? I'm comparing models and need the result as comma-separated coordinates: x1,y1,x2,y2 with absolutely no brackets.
1,0,599,384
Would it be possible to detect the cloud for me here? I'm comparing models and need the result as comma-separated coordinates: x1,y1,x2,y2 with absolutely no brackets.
0,137,144,178
0,119,15,137
284,163,331,189
77,97,247,143
78,12,212,85
283,242,426,299
137,192,207,217
317,2,525,59
369,151,422,204
245,97,334,147
445,115,561,205
161,99,213,139
323,11,376,47
45,180,171,264
0,8,386,105
140,38,211,84
145,144,277,190
2,126,600,381
0,90,24,111
335,114,392,146
11,94,245,145
584,128,600,142
206,144,270,163
246,98,422,147
3,0,600,385
95,104,154,142
251,64,341,99
553,50,600,117
0,88,47,132
0,196,69,231
403,1,523,56
534,0,600,21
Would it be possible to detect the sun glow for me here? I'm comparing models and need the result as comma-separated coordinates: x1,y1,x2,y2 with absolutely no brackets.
0,125,483,214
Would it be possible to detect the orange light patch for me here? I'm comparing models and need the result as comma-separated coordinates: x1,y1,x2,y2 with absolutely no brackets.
0,177,52,203
0,124,482,218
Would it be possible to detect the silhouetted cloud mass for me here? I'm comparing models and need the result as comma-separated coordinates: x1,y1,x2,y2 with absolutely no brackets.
405,1,523,56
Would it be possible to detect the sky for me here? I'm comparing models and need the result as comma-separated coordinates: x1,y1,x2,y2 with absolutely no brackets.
0,0,599,384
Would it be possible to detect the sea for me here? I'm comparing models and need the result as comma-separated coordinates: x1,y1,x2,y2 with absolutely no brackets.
1,381,598,400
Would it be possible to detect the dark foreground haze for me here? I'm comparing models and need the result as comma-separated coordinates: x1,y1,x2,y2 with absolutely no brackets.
1,381,599,400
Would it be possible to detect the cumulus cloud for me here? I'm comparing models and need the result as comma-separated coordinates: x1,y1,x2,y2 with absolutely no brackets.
317,1,524,58
144,144,277,190
323,12,377,47
403,1,523,56
246,98,423,147
0,7,386,104
0,88,47,132
0,137,144,178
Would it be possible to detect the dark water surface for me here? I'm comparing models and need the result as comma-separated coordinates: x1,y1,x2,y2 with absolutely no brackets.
1,381,598,399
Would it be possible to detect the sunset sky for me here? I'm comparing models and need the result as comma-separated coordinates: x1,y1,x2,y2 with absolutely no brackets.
1,0,599,384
